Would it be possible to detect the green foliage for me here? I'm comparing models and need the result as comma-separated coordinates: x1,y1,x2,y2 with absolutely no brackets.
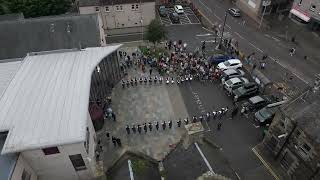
0,0,71,18
132,159,148,175
146,19,167,45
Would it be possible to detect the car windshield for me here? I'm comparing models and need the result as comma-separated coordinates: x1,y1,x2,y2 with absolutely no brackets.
160,6,165,10
224,61,231,66
226,80,233,86
259,109,272,118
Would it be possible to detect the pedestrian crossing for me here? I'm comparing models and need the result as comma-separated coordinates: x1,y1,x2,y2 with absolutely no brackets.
159,7,200,26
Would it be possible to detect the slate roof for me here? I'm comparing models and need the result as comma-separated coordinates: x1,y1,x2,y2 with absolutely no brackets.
0,45,121,154
282,88,320,143
79,0,155,6
0,14,102,60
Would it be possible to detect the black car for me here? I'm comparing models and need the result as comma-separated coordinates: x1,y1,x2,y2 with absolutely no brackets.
232,82,259,101
170,12,180,23
241,95,272,112
159,6,167,17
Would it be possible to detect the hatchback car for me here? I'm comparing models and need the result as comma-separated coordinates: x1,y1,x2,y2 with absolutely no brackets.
217,59,242,71
174,5,184,14
223,77,249,94
159,6,167,17
254,100,287,125
169,12,180,23
220,69,245,84
233,82,259,101
241,96,271,112
228,8,241,17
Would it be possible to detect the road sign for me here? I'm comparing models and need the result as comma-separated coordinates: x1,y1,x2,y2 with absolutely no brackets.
262,0,271,6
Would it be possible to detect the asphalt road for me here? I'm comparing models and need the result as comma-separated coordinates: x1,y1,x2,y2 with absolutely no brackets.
191,0,320,87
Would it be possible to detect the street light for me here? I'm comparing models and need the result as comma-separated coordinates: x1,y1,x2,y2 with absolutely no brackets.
141,19,143,42
217,11,228,50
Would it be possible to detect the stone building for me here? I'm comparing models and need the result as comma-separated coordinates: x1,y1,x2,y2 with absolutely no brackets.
289,0,320,30
261,80,320,179
78,0,156,32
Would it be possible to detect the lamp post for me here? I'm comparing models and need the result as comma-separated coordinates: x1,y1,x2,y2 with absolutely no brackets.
217,11,228,49
141,19,143,42
259,1,271,29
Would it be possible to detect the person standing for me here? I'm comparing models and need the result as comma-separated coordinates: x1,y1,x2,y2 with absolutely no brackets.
155,121,159,131
143,123,147,133
116,138,122,147
230,106,239,119
149,68,153,76
126,125,130,134
177,118,182,127
199,115,203,122
112,112,116,122
289,47,296,56
138,124,142,134
106,132,110,140
184,117,189,125
168,120,172,129
217,122,222,130
112,136,117,147
132,124,136,134
162,121,166,130
148,122,153,131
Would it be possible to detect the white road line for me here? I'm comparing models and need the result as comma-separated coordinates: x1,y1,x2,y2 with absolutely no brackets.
213,13,222,21
107,32,143,37
234,32,245,40
199,0,212,12
271,36,280,42
128,160,134,180
226,24,231,29
196,33,213,37
249,42,263,53
195,142,215,174
202,26,215,33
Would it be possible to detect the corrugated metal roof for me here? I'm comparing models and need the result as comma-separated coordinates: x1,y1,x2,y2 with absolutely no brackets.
0,45,121,154
0,61,22,98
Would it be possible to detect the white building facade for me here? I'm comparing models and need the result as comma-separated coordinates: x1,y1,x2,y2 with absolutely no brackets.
0,45,122,180
79,0,155,30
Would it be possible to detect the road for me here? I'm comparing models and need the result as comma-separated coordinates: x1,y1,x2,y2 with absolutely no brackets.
191,0,320,88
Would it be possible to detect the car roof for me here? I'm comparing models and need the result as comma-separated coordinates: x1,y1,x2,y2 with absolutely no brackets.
175,5,183,8
227,59,241,64
172,12,178,16
160,6,166,8
249,96,265,103
223,69,237,75
228,77,241,84
239,77,249,83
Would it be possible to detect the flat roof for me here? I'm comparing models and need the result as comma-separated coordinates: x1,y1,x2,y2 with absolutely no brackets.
0,61,22,98
0,45,121,154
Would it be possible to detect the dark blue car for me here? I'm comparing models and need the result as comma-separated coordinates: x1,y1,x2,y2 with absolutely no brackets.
208,54,234,64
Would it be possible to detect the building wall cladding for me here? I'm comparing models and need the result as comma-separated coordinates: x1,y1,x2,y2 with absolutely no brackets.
89,51,121,102
293,0,320,20
11,155,38,180
237,0,262,22
262,111,320,180
79,2,155,30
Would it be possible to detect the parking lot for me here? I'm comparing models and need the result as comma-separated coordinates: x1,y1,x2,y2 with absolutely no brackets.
159,6,200,26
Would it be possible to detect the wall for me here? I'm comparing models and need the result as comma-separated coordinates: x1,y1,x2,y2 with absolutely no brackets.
237,0,262,22
11,154,37,180
97,14,107,46
20,112,96,180
79,2,155,30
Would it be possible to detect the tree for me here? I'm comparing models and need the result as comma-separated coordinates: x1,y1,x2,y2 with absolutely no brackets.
0,0,71,18
146,19,167,46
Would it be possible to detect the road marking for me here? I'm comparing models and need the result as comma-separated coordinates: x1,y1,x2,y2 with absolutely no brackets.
195,142,215,174
252,147,280,180
196,33,213,37
264,34,271,38
202,26,215,33
226,24,231,29
249,42,263,53
199,0,212,13
271,36,280,42
234,32,245,40
213,13,222,21
128,160,135,180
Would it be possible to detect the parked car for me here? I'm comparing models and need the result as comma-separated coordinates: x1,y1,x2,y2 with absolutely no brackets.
217,59,242,71
220,69,245,83
232,82,259,101
241,95,272,112
223,77,249,94
159,6,167,17
254,100,287,126
169,12,180,23
174,5,184,14
208,54,234,64
228,8,241,17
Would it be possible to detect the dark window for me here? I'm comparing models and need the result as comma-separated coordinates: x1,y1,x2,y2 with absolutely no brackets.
95,7,100,12
22,169,31,180
42,147,60,155
302,143,311,152
69,154,87,171
105,6,109,12
310,4,316,11
132,4,135,9
136,4,139,9
298,0,302,5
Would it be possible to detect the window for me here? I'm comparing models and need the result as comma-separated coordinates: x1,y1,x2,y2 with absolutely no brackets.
136,4,139,9
95,7,100,12
298,0,303,5
116,5,123,11
132,4,139,11
69,154,87,171
302,143,311,152
105,6,110,12
22,169,31,180
310,4,316,11
42,147,60,155
132,4,135,10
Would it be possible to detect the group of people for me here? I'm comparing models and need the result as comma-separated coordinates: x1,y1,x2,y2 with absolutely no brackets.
124,106,230,135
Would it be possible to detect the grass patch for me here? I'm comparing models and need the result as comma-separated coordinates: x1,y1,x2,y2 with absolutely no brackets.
139,45,169,59
131,159,149,175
